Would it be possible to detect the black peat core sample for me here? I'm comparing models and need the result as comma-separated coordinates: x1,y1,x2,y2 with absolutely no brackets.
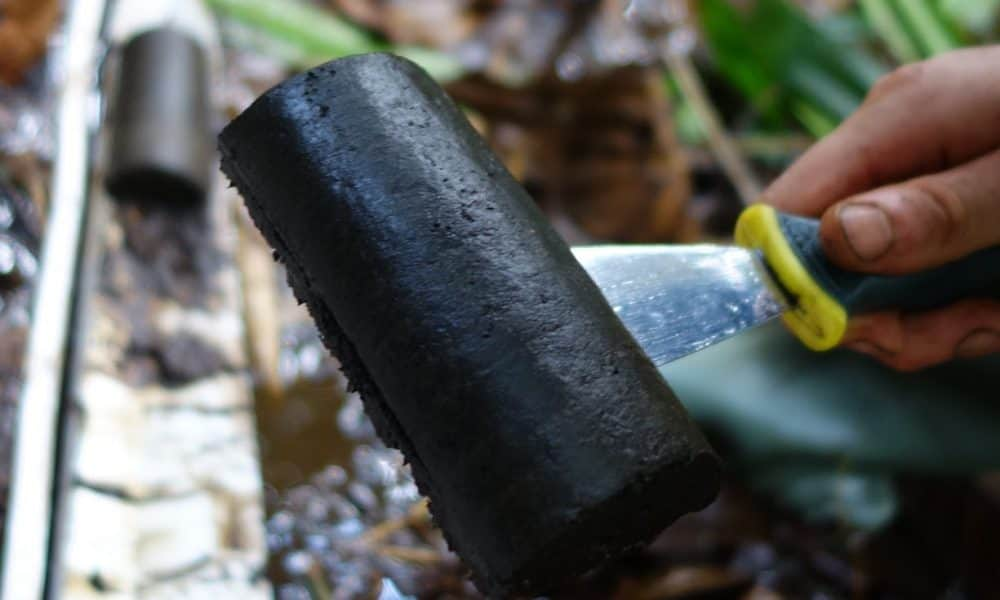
219,52,720,597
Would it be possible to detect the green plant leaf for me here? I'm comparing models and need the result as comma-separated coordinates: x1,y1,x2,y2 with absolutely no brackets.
205,0,464,81
663,322,1000,474
697,0,888,136
790,99,837,137
860,0,924,62
940,0,1000,36
206,0,376,57
896,0,961,56
662,322,1000,529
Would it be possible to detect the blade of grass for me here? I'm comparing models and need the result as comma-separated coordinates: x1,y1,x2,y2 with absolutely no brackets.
940,0,1000,36
791,98,839,138
206,0,375,56
895,0,960,56
786,63,866,123
393,46,466,82
666,53,762,205
859,0,923,62
205,0,464,81
813,18,886,92
697,0,887,136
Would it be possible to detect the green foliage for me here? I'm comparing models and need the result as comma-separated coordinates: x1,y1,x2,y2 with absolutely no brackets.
697,0,888,137
683,0,1000,529
860,0,962,62
753,465,898,530
941,0,1000,36
695,0,998,138
666,75,709,145
204,0,465,81
663,322,1000,530
895,0,962,55
860,0,923,61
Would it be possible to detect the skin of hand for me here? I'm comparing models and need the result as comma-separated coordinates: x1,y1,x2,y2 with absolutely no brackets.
762,46,1000,371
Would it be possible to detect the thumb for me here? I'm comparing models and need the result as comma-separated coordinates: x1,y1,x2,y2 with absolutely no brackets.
818,148,1000,274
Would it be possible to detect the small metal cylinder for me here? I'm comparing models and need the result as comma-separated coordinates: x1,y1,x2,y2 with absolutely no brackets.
106,27,212,204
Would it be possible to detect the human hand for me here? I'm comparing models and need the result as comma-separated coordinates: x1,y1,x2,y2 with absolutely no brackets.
762,46,1000,371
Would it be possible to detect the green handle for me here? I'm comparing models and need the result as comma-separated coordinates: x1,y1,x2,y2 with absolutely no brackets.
775,212,1000,314
734,204,1000,351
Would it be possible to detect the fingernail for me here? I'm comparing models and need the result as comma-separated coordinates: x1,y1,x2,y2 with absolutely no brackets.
838,203,894,261
955,329,1000,358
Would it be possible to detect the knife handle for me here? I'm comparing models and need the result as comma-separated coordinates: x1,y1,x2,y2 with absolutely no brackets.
734,204,1000,351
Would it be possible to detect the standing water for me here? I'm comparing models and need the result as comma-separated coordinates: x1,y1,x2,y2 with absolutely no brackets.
256,318,479,600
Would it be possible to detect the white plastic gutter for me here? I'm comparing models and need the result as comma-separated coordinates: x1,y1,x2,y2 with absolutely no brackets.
1,0,108,597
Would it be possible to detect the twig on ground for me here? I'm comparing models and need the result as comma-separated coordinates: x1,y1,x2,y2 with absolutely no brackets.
665,52,762,204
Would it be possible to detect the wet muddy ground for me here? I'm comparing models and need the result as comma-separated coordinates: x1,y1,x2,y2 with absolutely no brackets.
257,321,999,600
256,330,476,599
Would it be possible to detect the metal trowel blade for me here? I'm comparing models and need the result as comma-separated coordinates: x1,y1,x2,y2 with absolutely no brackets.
572,245,790,367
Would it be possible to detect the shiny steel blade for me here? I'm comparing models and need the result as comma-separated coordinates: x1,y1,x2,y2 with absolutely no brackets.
571,244,789,366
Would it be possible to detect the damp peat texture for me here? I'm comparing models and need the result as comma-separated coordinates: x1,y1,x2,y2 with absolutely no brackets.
219,52,720,596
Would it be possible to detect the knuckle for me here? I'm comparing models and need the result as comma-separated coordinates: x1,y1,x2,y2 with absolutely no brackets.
896,181,967,248
866,63,927,104
945,298,1000,328
852,142,886,191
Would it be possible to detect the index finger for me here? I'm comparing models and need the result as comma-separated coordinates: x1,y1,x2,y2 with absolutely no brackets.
763,46,1000,216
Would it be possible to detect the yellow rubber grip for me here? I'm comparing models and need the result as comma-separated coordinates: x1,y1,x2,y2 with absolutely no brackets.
734,204,848,351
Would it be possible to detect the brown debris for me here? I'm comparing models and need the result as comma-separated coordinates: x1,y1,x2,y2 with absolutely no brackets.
99,200,235,387
450,67,696,242
328,0,697,242
616,566,753,599
0,0,61,85
235,202,282,399
3,153,48,217
741,586,784,600
331,0,487,48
